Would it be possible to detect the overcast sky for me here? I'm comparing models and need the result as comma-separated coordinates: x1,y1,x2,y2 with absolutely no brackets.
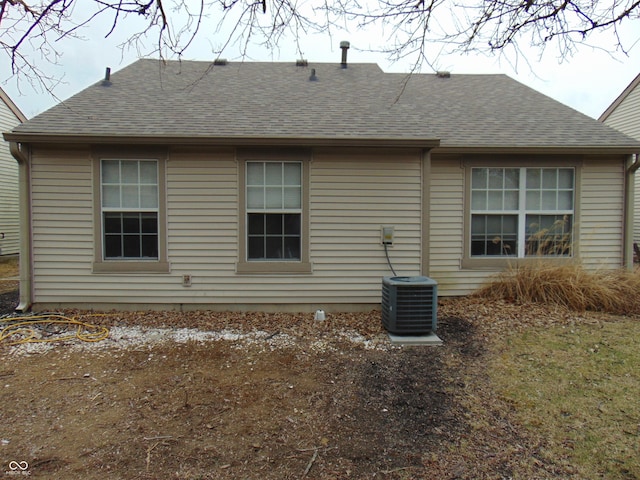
2,7,639,121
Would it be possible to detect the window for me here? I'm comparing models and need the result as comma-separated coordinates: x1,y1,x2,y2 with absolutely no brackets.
246,162,302,260
470,167,574,258
236,150,311,274
101,159,159,260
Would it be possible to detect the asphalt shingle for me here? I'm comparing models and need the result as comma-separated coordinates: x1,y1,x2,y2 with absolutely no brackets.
9,58,640,149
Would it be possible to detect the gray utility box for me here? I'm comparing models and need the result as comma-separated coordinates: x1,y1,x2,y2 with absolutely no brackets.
381,276,438,335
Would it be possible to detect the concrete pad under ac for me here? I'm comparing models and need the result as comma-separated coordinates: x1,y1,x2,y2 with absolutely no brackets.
387,332,443,346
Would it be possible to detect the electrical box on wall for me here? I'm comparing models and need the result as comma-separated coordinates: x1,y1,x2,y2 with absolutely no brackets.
381,226,394,245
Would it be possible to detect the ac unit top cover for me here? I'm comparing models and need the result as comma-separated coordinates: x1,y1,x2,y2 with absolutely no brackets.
384,276,437,286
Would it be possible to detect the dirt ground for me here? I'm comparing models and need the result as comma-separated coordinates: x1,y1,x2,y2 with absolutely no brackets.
0,287,584,480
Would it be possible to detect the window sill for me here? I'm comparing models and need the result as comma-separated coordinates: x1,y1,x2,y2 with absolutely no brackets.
236,261,312,275
92,261,170,274
461,256,576,270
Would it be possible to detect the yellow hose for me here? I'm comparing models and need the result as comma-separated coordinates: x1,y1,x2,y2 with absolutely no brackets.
0,314,110,346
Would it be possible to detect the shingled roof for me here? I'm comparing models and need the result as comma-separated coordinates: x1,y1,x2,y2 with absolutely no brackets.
6,58,640,151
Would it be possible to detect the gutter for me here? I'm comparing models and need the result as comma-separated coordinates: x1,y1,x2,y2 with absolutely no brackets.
624,153,640,270
2,132,442,149
9,142,32,312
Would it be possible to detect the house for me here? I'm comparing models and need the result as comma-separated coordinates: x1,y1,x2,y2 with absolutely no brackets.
599,73,640,249
0,87,26,257
4,53,640,313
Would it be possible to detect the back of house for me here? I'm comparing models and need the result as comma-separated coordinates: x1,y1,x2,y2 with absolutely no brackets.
4,55,640,312
0,88,26,257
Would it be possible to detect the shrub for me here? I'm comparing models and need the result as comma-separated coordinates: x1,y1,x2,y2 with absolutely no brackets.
474,262,640,315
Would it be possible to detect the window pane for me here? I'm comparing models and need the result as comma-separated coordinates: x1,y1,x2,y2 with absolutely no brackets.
471,214,517,257
487,169,503,189
526,190,540,210
504,169,519,189
104,214,121,234
526,169,540,189
102,185,120,208
472,168,487,188
265,187,282,208
122,214,140,233
141,235,158,258
139,161,157,184
122,185,139,208
486,215,503,233
471,215,485,234
265,214,282,234
140,185,158,209
104,235,122,258
265,163,282,186
504,190,518,210
247,163,264,185
471,191,486,210
284,214,301,235
488,191,503,210
102,160,120,183
526,214,572,256
283,187,301,209
542,169,557,189
558,191,573,210
503,215,517,231
284,237,301,259
141,213,158,234
121,161,139,184
247,186,264,209
284,163,301,186
123,235,141,257
248,237,264,259
265,237,282,258
248,214,264,235
558,169,574,188
541,190,557,210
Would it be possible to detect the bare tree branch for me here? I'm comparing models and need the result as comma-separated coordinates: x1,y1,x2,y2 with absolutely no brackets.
1,0,638,99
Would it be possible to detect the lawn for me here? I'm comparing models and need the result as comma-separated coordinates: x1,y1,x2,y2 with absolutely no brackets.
1,262,639,479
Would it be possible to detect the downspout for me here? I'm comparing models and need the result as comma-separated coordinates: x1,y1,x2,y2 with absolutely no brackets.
624,153,640,271
9,141,32,312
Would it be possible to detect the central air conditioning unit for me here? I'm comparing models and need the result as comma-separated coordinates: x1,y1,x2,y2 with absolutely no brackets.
381,276,437,335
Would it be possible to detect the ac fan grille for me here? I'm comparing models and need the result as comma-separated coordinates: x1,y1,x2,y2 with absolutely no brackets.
381,277,437,334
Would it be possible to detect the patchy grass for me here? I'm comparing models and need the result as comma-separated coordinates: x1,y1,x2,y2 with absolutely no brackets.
0,256,19,294
491,319,640,479
475,262,640,314
0,255,18,277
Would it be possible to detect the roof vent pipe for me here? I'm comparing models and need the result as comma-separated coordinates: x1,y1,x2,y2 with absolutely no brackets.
340,41,350,68
102,67,112,86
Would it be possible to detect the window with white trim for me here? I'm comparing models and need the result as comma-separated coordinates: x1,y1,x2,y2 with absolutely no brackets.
101,159,159,260
471,167,574,257
246,161,302,260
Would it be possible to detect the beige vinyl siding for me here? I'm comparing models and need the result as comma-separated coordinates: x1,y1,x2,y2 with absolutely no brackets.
30,147,423,310
0,98,21,256
601,83,640,244
30,149,94,302
578,157,625,269
428,155,625,296
603,84,640,140
309,150,423,294
428,156,489,296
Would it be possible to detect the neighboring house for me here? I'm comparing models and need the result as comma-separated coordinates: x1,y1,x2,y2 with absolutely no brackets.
599,73,640,249
3,54,640,312
0,87,27,257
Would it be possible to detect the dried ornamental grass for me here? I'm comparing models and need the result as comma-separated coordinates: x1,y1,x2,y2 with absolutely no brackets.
475,262,640,315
